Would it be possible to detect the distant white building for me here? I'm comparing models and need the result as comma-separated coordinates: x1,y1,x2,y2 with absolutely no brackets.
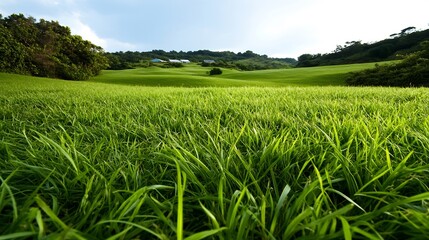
169,59,181,63
180,59,191,63
150,58,165,63
203,60,215,64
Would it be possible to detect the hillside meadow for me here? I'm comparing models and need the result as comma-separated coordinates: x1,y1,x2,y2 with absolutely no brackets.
91,62,381,87
1,67,429,239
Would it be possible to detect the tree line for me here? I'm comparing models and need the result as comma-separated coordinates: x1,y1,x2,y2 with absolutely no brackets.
297,27,429,67
106,50,297,71
0,14,108,80
346,41,429,87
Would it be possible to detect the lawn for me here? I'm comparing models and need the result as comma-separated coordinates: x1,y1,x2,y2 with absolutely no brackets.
1,71,429,239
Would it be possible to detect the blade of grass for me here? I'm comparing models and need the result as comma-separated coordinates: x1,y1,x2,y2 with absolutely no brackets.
339,216,352,240
184,227,227,240
269,184,291,234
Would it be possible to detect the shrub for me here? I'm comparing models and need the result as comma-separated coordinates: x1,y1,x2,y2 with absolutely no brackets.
209,67,222,75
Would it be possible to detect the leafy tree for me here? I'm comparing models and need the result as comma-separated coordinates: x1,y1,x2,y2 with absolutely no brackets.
0,13,108,80
3,14,38,47
368,44,394,58
239,50,258,58
106,54,133,70
400,26,416,36
0,24,29,74
297,54,321,67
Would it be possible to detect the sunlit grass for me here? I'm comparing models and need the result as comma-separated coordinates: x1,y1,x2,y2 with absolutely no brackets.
1,73,429,239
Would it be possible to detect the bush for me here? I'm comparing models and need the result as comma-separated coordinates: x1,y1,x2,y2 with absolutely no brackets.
209,67,222,75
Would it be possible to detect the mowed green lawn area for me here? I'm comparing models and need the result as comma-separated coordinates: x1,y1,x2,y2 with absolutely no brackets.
1,67,429,239
91,62,381,87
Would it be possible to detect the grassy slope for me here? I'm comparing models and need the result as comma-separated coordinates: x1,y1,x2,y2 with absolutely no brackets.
91,62,381,87
1,72,429,239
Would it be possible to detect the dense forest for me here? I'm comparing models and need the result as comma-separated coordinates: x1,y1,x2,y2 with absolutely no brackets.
106,50,297,71
0,14,108,80
346,41,429,87
297,27,429,67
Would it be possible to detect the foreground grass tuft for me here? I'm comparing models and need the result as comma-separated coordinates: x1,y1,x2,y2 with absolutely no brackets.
1,74,429,239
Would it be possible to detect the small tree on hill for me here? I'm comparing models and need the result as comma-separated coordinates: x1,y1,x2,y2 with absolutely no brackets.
209,67,222,75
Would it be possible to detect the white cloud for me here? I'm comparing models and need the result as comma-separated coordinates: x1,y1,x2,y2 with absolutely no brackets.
249,0,429,56
38,0,60,5
104,38,138,52
58,12,137,51
0,0,17,5
243,0,429,57
2,0,428,56
36,0,76,6
65,12,107,46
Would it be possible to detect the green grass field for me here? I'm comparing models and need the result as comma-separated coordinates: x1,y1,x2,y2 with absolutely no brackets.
91,62,381,87
1,65,429,239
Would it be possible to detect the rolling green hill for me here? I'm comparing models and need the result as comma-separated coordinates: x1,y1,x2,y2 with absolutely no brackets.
91,62,381,87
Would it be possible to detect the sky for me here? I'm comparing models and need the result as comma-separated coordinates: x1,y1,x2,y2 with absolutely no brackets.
1,0,428,58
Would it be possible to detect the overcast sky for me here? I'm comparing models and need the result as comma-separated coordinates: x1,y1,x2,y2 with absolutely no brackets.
1,0,428,58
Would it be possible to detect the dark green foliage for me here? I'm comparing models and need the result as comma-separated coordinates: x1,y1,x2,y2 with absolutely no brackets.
346,41,429,87
368,44,394,58
235,58,292,70
297,28,429,67
161,62,184,68
105,54,133,70
200,58,292,71
297,54,322,67
0,25,29,74
201,61,216,67
209,67,222,75
106,50,297,70
0,14,108,80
